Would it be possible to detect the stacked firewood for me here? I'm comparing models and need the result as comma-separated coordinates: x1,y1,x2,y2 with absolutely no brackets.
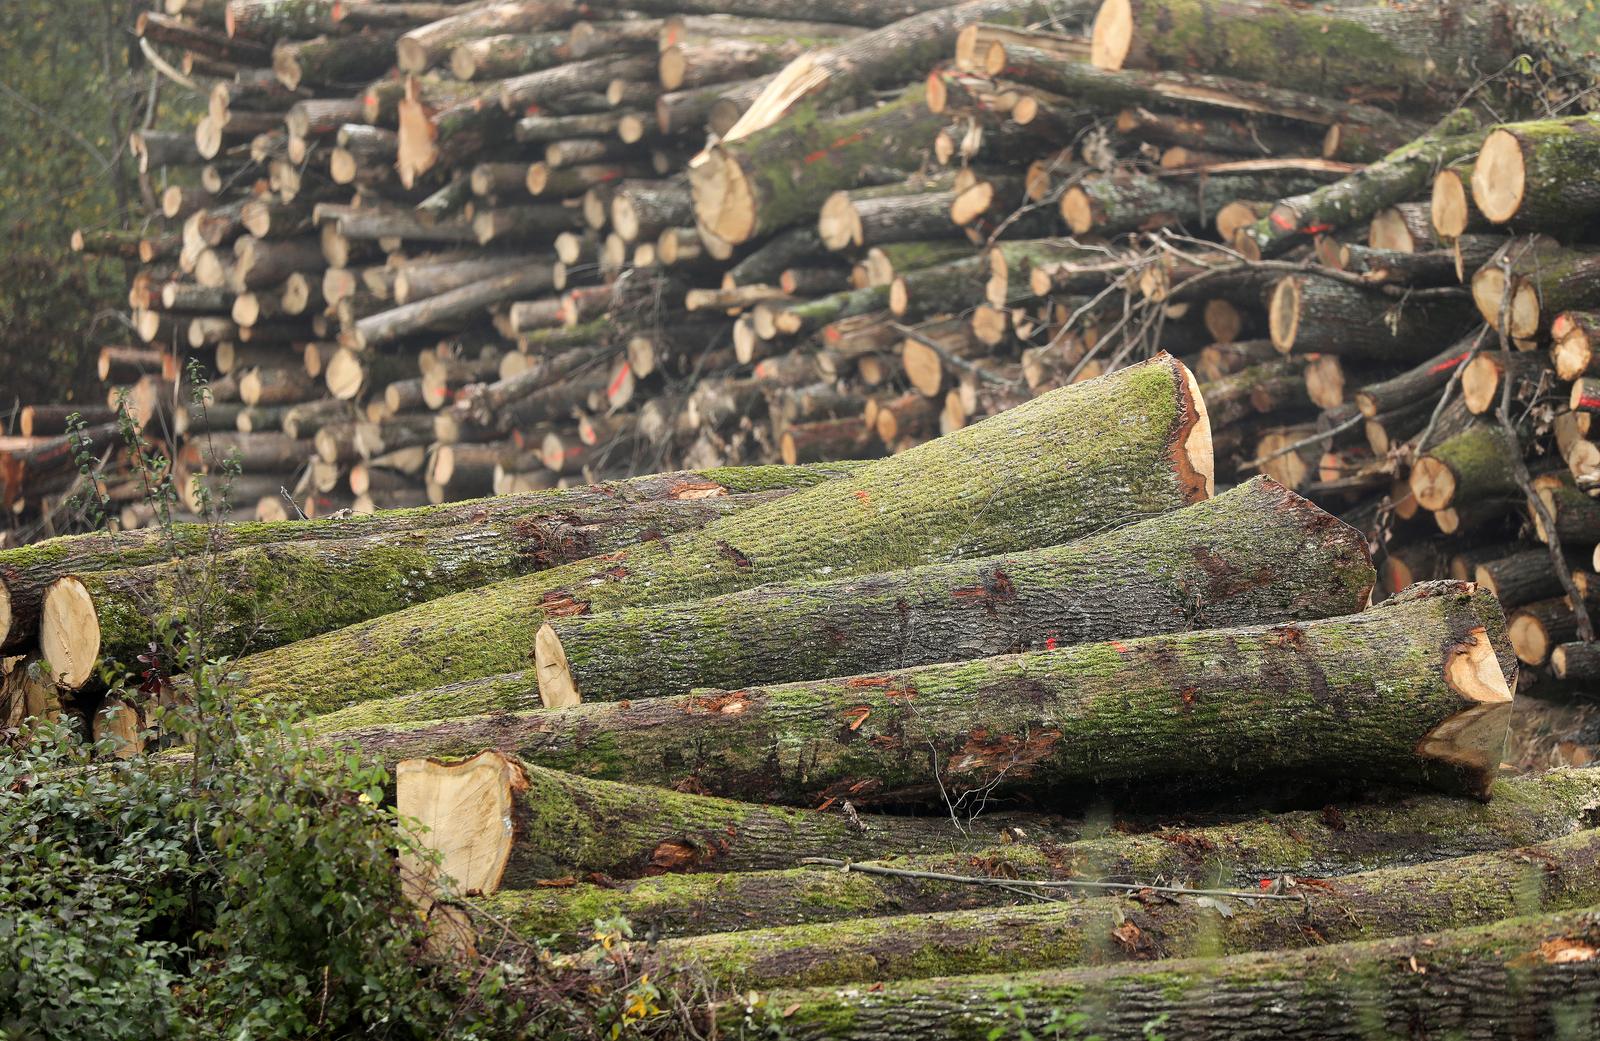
17,356,1600,1035
17,0,1600,692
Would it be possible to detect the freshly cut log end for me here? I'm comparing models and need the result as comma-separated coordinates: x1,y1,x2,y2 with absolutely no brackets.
1089,0,1132,70
1431,165,1474,239
534,622,579,708
1472,127,1526,224
1267,276,1300,353
397,752,518,898
1178,361,1215,498
1409,456,1457,513
1423,626,1514,796
40,576,100,689
0,584,10,649
1058,187,1093,236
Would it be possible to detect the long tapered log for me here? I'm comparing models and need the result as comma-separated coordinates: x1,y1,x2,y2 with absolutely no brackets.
1410,423,1521,512
1476,549,1578,609
450,30,574,80
1062,165,1339,237
1353,333,1480,416
1473,115,1600,227
273,29,400,91
497,52,656,111
329,581,1513,807
661,827,1600,991
1269,275,1478,360
581,0,954,27
398,750,1072,892
737,907,1600,1041
710,0,1095,145
1236,110,1481,258
43,485,816,671
1090,0,1530,107
466,765,1600,946
224,355,1214,711
532,477,1371,706
353,267,553,349
0,465,854,653
690,83,945,245
393,255,539,304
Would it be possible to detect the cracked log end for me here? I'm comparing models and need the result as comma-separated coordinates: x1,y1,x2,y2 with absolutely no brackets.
1171,356,1215,500
396,750,522,898
1418,627,1514,798
40,576,98,690
1472,128,1525,224
1409,455,1456,512
534,622,580,708
691,146,757,246
1090,0,1133,70
1432,167,1473,239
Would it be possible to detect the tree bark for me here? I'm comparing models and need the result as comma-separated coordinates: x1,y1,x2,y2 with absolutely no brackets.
352,267,553,349
1410,423,1521,512
531,477,1370,706
1062,165,1340,237
1473,115,1600,227
459,766,1600,948
736,907,1600,1041
397,750,1076,892
224,355,1213,711
1353,334,1479,417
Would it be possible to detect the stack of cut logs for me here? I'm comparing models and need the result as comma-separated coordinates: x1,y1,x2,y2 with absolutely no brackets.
16,356,1600,1036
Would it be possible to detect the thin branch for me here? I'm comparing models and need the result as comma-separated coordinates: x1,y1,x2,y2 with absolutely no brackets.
799,858,1309,906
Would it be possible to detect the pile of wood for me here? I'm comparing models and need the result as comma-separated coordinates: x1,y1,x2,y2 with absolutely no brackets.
15,355,1599,1036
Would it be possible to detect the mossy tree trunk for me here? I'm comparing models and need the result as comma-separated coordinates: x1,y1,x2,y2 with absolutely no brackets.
660,827,1600,991
459,767,1600,947
734,907,1600,1041
0,464,855,652
532,477,1372,706
329,582,1512,806
227,356,1213,713
397,751,1078,893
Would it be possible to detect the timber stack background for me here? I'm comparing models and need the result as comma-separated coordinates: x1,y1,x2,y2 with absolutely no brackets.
7,0,1600,1032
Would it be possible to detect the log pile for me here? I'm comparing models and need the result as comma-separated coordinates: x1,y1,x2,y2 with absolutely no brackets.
19,0,1600,712
16,354,1596,1038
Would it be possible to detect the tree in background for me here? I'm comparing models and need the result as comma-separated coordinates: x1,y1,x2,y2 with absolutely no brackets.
0,0,147,418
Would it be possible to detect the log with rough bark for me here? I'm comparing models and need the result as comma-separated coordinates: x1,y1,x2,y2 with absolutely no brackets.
1410,423,1522,512
1235,110,1480,258
352,267,554,349
330,581,1512,806
655,826,1600,991
462,766,1600,946
731,907,1600,1041
530,477,1372,707
397,749,1076,892
1268,274,1478,360
1472,235,1600,340
1060,164,1341,237
35,481,826,675
690,83,946,245
1472,115,1600,227
222,355,1213,712
0,465,853,653
1090,0,1530,108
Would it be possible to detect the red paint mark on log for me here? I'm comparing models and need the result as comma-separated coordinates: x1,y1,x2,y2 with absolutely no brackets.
1579,396,1600,411
816,796,837,812
1178,685,1197,710
1428,351,1470,374
599,565,629,581
854,490,870,504
1269,211,1298,231
607,362,631,397
716,540,752,568
1045,637,1058,650
804,131,867,165
1110,641,1128,653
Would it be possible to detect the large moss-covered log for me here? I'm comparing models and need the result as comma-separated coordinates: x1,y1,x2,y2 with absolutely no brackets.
733,907,1600,1041
661,827,1600,991
1473,115,1600,227
397,750,1077,893
39,484,813,677
690,83,945,245
531,477,1372,706
225,355,1214,713
1236,110,1481,258
0,464,853,653
332,581,1513,805
466,767,1600,947
1090,0,1528,108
